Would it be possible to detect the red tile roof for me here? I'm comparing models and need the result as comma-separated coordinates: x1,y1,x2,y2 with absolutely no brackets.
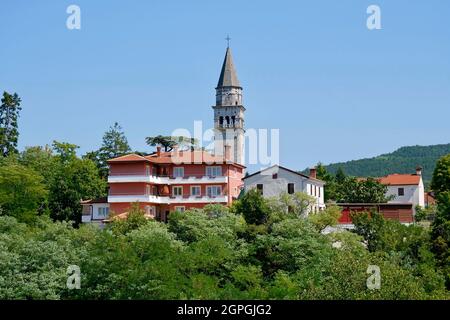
108,150,245,168
378,174,421,186
107,154,149,162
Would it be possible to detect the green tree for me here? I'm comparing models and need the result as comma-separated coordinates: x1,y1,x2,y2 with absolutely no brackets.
145,135,198,152
255,218,334,276
0,216,89,299
338,177,392,203
415,204,437,222
267,192,315,219
168,206,245,243
431,154,450,197
0,163,48,222
85,122,131,178
0,92,22,157
19,145,55,181
430,154,450,287
234,188,270,225
308,205,342,232
335,167,346,184
315,163,338,202
52,141,78,162
48,141,106,224
109,202,149,235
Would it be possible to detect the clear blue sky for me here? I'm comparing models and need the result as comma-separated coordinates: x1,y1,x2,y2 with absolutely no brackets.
1,0,449,173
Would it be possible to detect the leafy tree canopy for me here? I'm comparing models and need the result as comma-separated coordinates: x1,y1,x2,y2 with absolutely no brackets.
145,135,199,152
0,91,22,157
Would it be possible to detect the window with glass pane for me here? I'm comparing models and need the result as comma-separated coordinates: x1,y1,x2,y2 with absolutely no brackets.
173,186,183,196
98,207,109,217
175,206,185,212
173,167,184,177
207,186,221,197
191,186,201,196
206,166,222,177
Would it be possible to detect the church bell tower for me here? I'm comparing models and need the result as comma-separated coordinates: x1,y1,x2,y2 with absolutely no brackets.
213,45,245,165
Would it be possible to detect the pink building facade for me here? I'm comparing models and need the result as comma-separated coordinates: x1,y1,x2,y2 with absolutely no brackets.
107,148,245,222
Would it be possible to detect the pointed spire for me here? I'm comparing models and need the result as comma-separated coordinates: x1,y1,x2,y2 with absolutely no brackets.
217,47,241,88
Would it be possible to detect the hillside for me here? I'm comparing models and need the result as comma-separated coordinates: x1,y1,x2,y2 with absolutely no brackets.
320,144,450,187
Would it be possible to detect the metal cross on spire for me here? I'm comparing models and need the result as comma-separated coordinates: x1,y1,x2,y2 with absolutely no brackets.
225,35,231,48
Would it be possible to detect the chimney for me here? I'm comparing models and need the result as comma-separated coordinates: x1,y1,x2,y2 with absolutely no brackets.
156,146,161,157
309,167,317,179
416,166,423,176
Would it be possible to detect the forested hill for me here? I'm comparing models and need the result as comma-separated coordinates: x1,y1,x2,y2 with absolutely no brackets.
322,144,450,186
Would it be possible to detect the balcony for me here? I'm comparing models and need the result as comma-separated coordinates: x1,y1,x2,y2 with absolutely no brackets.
108,173,228,184
108,193,228,204
107,174,163,184
164,175,228,184
167,195,228,204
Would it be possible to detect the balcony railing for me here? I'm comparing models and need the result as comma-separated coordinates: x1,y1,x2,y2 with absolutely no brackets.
108,193,228,204
108,173,228,184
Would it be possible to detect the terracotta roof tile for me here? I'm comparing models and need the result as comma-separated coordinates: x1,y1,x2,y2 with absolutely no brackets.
108,150,245,168
378,174,421,186
107,154,149,163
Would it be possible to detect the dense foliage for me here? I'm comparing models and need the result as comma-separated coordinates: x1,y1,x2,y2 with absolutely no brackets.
315,164,391,203
0,91,448,300
84,122,131,178
1,193,448,300
0,91,22,157
145,135,199,152
315,144,450,187
430,154,450,287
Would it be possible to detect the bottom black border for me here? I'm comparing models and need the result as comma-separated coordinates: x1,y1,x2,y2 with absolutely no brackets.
1,300,446,318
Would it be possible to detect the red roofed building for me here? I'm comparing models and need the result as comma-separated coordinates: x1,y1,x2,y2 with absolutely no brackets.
379,166,425,210
337,167,426,226
106,147,245,222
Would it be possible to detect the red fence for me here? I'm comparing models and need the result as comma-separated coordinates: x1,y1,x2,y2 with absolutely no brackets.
338,204,414,224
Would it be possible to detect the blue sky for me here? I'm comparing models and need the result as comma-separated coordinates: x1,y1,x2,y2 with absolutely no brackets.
1,0,449,173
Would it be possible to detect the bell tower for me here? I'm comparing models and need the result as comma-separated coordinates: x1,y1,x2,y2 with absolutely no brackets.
213,45,245,165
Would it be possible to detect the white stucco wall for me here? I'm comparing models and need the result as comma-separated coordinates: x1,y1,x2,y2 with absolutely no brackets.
92,203,110,220
82,203,110,223
243,166,325,212
385,177,425,211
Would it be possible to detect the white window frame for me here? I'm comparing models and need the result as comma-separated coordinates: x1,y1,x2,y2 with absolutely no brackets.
146,165,150,176
172,186,183,197
97,207,109,217
175,206,185,212
206,166,222,177
206,185,222,197
146,185,151,195
190,185,201,196
173,167,184,178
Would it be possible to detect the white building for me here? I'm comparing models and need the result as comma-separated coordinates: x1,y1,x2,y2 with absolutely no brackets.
81,197,110,225
378,167,425,211
242,165,326,212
